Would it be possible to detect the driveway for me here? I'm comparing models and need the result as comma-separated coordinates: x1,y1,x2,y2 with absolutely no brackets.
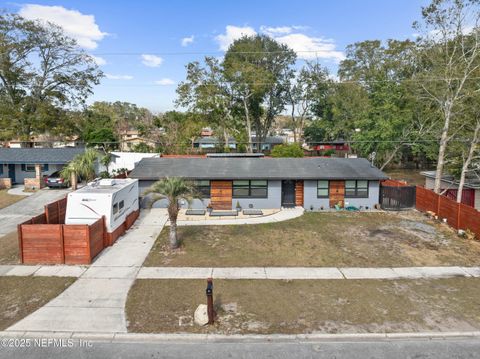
0,188,71,237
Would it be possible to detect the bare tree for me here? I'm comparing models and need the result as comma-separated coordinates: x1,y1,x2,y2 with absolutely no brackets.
414,0,480,193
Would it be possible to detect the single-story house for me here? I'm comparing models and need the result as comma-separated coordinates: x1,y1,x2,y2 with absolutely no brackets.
129,157,387,210
421,171,480,209
109,151,160,174
0,147,86,189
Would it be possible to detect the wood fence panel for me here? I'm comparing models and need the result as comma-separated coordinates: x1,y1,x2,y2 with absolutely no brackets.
45,197,67,224
415,186,438,213
438,196,460,228
459,204,480,239
20,224,64,264
63,225,90,264
88,218,104,259
382,179,409,187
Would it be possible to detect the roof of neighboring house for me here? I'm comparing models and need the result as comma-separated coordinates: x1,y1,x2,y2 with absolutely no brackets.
194,137,236,145
421,171,480,189
206,153,265,158
129,157,388,181
251,136,285,144
0,147,86,164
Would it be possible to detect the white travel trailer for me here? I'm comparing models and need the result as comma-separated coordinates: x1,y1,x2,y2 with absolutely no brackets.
65,178,139,232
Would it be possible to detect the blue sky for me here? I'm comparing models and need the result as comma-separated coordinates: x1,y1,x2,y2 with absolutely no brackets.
2,0,429,112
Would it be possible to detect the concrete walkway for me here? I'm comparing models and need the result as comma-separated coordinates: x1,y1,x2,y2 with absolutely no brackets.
176,207,304,226
0,187,71,237
6,209,168,334
7,185,33,196
2,265,479,280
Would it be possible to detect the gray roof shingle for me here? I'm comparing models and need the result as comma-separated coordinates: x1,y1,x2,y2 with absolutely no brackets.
0,148,86,164
129,157,388,180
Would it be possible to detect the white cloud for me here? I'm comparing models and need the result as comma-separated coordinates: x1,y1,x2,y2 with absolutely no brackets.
155,78,175,85
260,26,293,36
105,74,133,80
274,33,345,62
91,55,107,66
141,54,163,67
215,25,257,51
181,35,194,47
19,4,107,49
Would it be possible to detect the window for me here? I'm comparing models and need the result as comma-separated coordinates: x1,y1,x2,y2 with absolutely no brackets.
113,203,119,214
22,164,48,172
194,180,210,197
317,180,329,198
345,180,369,198
233,180,268,198
119,200,125,210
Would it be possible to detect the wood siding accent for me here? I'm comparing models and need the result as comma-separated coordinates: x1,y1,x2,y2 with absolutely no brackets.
329,180,345,208
210,181,232,210
295,180,304,207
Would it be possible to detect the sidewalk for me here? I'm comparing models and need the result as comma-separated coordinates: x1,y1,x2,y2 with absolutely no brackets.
5,209,168,334
3,264,478,280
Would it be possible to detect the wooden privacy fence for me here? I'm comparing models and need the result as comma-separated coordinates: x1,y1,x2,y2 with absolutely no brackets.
415,186,480,238
18,197,140,265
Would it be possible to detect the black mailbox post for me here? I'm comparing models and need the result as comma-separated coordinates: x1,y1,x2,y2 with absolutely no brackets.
206,278,215,324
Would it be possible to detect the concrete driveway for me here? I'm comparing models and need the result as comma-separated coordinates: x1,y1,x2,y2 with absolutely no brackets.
0,187,71,237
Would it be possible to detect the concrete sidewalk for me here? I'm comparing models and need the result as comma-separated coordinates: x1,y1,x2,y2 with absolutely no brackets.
2,265,479,280
137,266,480,279
6,209,168,333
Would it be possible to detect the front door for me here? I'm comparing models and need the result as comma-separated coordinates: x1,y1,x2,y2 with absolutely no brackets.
210,181,232,210
8,164,15,183
282,180,296,208
329,180,345,208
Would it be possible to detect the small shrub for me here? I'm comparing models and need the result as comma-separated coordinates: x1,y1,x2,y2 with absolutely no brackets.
270,143,304,158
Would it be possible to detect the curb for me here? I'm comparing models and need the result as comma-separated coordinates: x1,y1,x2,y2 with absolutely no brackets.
1,331,480,343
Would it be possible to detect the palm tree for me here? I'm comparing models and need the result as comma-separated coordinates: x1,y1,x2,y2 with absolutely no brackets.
145,177,200,249
60,148,99,190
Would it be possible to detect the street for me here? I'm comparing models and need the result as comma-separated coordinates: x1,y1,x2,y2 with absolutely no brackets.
1,338,479,359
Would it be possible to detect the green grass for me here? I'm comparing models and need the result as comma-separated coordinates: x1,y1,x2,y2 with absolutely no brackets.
127,278,480,334
0,189,26,209
0,276,75,330
143,211,480,267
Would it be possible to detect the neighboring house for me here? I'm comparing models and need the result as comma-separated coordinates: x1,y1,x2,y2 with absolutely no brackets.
193,137,237,150
308,139,351,156
109,151,160,173
421,171,480,209
119,130,158,151
251,136,285,151
0,148,85,190
5,135,83,149
129,157,387,210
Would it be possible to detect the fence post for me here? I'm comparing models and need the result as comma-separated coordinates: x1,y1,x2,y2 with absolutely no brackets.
17,224,24,264
457,203,461,229
45,204,50,224
59,225,65,264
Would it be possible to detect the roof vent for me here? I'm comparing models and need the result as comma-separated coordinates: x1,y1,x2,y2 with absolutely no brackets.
99,179,116,186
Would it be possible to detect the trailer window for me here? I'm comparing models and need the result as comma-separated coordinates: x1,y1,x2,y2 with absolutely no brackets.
113,203,118,214
119,200,125,210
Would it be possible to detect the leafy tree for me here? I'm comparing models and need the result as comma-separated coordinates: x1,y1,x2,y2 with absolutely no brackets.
303,120,327,144
78,111,117,148
0,13,102,140
223,35,296,151
131,142,154,153
145,178,200,249
270,143,304,157
60,149,99,189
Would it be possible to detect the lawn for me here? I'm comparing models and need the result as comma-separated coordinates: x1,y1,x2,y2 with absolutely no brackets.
127,278,480,334
143,211,480,267
0,276,75,330
0,189,26,209
0,232,19,265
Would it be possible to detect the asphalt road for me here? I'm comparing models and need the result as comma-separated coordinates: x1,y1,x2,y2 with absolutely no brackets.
1,338,479,359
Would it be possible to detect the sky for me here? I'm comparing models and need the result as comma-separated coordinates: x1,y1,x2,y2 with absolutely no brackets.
2,0,430,113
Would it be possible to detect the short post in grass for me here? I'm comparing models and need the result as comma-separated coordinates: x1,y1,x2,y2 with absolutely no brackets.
206,278,216,324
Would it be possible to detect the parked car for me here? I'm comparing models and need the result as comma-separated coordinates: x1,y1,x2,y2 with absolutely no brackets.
44,171,69,188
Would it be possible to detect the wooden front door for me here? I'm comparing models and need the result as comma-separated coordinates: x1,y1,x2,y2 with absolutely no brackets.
329,180,345,208
210,181,232,210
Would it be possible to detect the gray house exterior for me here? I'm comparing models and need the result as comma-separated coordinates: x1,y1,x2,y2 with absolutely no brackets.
130,157,387,211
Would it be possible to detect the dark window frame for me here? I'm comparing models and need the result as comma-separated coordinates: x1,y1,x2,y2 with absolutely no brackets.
119,200,125,210
233,180,268,199
344,180,369,198
317,180,329,198
113,203,119,214
194,180,211,198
